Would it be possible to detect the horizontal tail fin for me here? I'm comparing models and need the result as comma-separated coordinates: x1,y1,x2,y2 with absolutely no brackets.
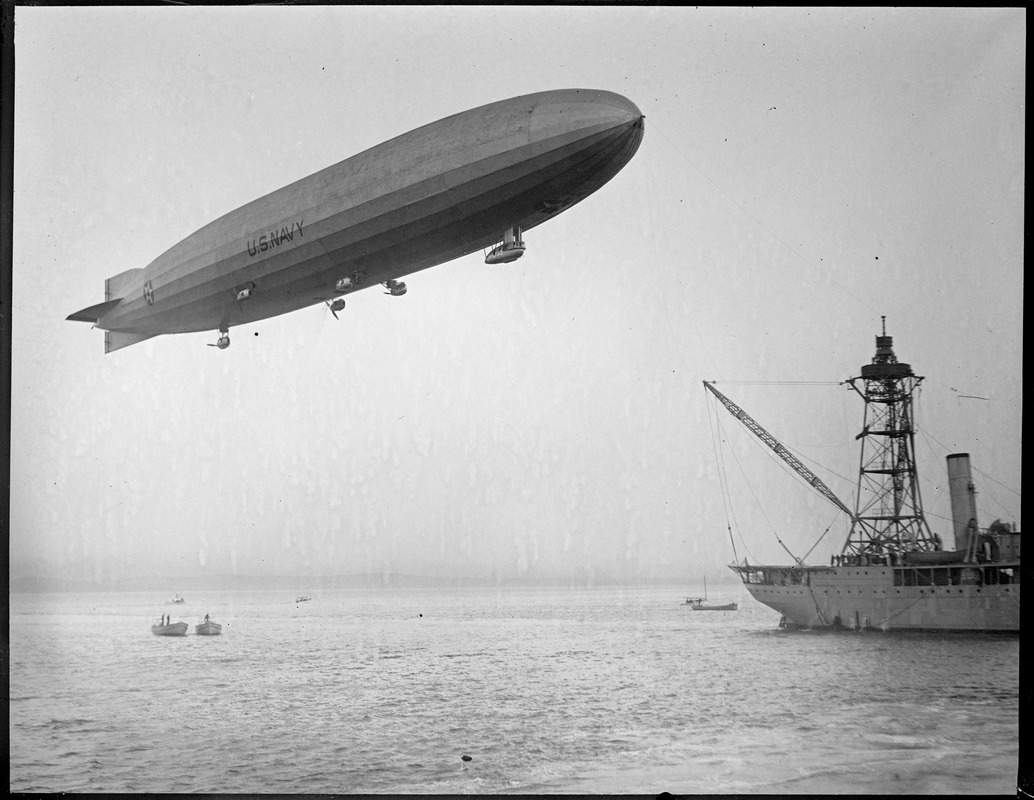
68,269,144,324
105,330,157,353
66,298,122,323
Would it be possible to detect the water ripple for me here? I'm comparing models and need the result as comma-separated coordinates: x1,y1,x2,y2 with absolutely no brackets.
8,586,1019,794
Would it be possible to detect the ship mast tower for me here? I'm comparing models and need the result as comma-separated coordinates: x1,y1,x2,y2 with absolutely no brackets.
843,318,938,558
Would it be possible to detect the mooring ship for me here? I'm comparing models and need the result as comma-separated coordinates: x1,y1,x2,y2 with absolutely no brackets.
707,323,1020,632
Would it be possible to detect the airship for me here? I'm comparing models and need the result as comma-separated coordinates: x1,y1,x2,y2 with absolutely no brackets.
67,88,645,352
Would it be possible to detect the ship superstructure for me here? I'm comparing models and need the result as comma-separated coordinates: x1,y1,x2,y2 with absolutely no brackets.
710,323,1020,632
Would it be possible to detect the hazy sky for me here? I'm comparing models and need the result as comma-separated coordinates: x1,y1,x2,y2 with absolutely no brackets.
11,7,1024,587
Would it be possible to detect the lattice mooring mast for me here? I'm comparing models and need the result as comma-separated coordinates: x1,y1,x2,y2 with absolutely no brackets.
843,318,939,557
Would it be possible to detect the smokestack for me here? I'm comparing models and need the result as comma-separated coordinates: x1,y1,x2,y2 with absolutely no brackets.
947,454,978,554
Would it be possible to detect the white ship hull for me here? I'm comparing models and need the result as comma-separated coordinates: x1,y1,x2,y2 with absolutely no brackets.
737,565,1020,632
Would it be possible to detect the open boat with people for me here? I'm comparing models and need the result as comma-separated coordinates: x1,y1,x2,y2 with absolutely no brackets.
151,621,188,636
195,617,223,636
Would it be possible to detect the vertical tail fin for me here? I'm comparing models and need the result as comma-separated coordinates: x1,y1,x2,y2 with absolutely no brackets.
105,268,145,301
104,330,157,353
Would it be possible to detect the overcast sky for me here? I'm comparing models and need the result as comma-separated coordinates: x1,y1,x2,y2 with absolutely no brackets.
11,7,1023,587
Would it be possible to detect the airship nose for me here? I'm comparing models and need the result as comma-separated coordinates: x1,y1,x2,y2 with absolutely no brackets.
528,89,645,156
584,89,644,133
570,89,645,166
534,89,642,128
596,91,644,125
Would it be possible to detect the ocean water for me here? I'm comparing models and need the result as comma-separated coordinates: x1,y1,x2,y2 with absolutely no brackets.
8,584,1020,794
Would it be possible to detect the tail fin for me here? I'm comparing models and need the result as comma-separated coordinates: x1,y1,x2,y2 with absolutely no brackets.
68,268,145,323
66,298,122,323
105,330,157,353
68,268,153,352
105,268,145,301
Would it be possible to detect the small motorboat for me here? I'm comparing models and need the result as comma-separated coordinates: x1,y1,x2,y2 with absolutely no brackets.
691,601,739,611
167,594,186,605
688,577,738,611
151,621,188,636
195,620,223,636
295,596,312,603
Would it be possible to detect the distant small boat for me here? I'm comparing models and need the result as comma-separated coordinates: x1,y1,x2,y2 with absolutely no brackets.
692,600,739,611
195,620,223,636
689,577,738,611
151,621,188,636
295,596,311,603
168,594,186,605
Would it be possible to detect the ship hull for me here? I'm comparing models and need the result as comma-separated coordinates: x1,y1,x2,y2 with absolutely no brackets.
732,564,1020,632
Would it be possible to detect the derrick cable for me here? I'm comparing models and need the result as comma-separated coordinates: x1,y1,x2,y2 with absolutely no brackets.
707,390,758,564
730,408,848,523
713,402,802,566
801,513,841,563
704,381,854,520
804,583,832,627
710,380,858,491
705,390,734,548
704,388,743,565
776,435,856,491
707,380,855,563
713,381,842,386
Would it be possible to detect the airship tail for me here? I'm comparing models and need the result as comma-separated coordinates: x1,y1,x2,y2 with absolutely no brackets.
68,267,157,352
66,298,122,323
104,268,145,301
67,267,143,323
105,330,157,353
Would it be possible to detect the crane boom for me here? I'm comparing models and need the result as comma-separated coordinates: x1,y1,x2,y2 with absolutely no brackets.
703,381,855,519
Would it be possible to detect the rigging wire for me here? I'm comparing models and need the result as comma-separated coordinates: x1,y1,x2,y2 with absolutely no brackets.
919,422,1021,500
801,513,843,562
915,426,1018,527
705,388,752,564
708,394,802,565
912,390,1021,527
707,389,759,563
779,439,856,490
723,394,853,518
711,380,842,386
706,382,865,563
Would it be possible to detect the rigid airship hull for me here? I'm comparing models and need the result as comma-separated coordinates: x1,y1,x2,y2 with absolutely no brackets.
68,89,644,352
